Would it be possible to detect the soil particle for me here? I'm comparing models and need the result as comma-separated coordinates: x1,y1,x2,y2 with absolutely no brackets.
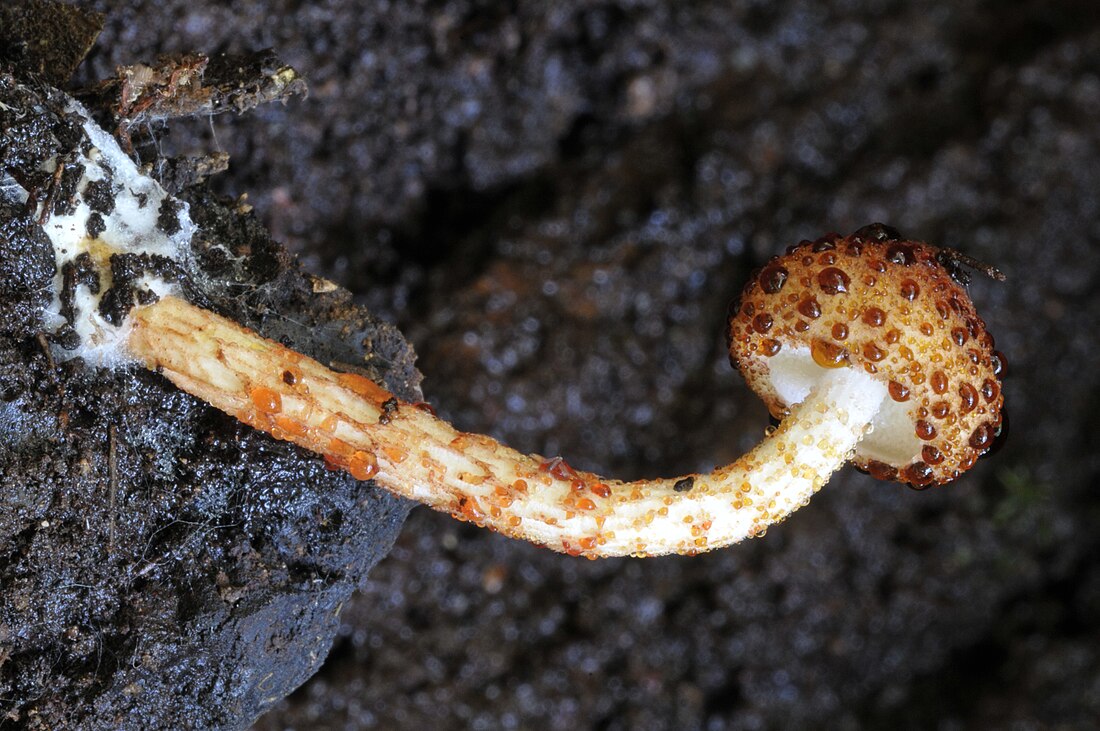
85,211,106,238
0,201,56,337
0,0,104,85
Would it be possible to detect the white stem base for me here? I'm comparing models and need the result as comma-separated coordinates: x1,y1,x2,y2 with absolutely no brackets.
130,296,888,557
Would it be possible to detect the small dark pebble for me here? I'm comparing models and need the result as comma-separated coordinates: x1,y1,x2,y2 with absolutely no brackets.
673,476,694,492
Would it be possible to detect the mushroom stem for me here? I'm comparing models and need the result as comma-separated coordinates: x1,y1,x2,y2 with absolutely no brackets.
130,295,887,558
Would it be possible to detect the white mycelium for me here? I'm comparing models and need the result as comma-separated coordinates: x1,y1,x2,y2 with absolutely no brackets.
35,101,194,365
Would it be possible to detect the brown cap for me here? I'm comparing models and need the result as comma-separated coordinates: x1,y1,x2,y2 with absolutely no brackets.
728,225,1005,487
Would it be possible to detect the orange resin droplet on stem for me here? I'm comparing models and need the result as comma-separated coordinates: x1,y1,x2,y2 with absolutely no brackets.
348,451,379,481
337,371,393,406
251,386,282,414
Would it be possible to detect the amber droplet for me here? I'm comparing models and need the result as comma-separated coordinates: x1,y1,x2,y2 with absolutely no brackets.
957,383,977,413
591,483,612,498
969,423,994,450
904,461,935,488
812,238,837,252
817,267,850,295
991,351,1007,377
761,338,782,356
819,251,837,265
900,279,920,301
862,307,886,327
760,264,789,294
794,319,810,332
920,322,934,336
885,328,901,344
575,497,597,511
922,445,944,465
951,327,968,347
831,323,849,341
888,381,910,402
981,379,1000,403
931,401,950,419
930,370,948,394
811,339,848,368
798,297,822,319
915,420,937,440
348,451,379,481
337,372,392,406
251,386,282,414
865,460,898,481
885,243,917,266
752,313,773,333
862,342,886,362
282,369,299,385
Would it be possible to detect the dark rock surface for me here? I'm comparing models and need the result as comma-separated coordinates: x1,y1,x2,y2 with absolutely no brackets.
6,0,1098,728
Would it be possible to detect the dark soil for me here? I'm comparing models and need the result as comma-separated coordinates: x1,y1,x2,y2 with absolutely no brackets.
0,53,418,730
4,0,1100,728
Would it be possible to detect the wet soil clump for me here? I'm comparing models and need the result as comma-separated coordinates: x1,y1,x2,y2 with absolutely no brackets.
0,31,417,731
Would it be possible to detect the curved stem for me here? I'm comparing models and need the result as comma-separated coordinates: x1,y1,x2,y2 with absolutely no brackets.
129,295,887,558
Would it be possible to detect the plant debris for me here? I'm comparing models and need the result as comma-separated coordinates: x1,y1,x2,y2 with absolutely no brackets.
77,50,306,152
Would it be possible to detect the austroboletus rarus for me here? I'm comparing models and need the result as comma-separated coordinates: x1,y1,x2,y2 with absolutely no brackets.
29,96,1005,558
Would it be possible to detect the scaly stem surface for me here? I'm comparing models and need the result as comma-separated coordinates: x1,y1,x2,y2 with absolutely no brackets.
130,295,887,557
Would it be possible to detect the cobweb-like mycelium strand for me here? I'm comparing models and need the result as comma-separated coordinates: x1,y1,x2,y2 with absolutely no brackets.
129,295,887,557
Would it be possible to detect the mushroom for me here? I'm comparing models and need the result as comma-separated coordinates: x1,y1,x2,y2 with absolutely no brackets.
728,225,1006,488
32,100,1006,559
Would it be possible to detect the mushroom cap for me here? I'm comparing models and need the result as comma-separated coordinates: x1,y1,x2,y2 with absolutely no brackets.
727,225,1005,487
